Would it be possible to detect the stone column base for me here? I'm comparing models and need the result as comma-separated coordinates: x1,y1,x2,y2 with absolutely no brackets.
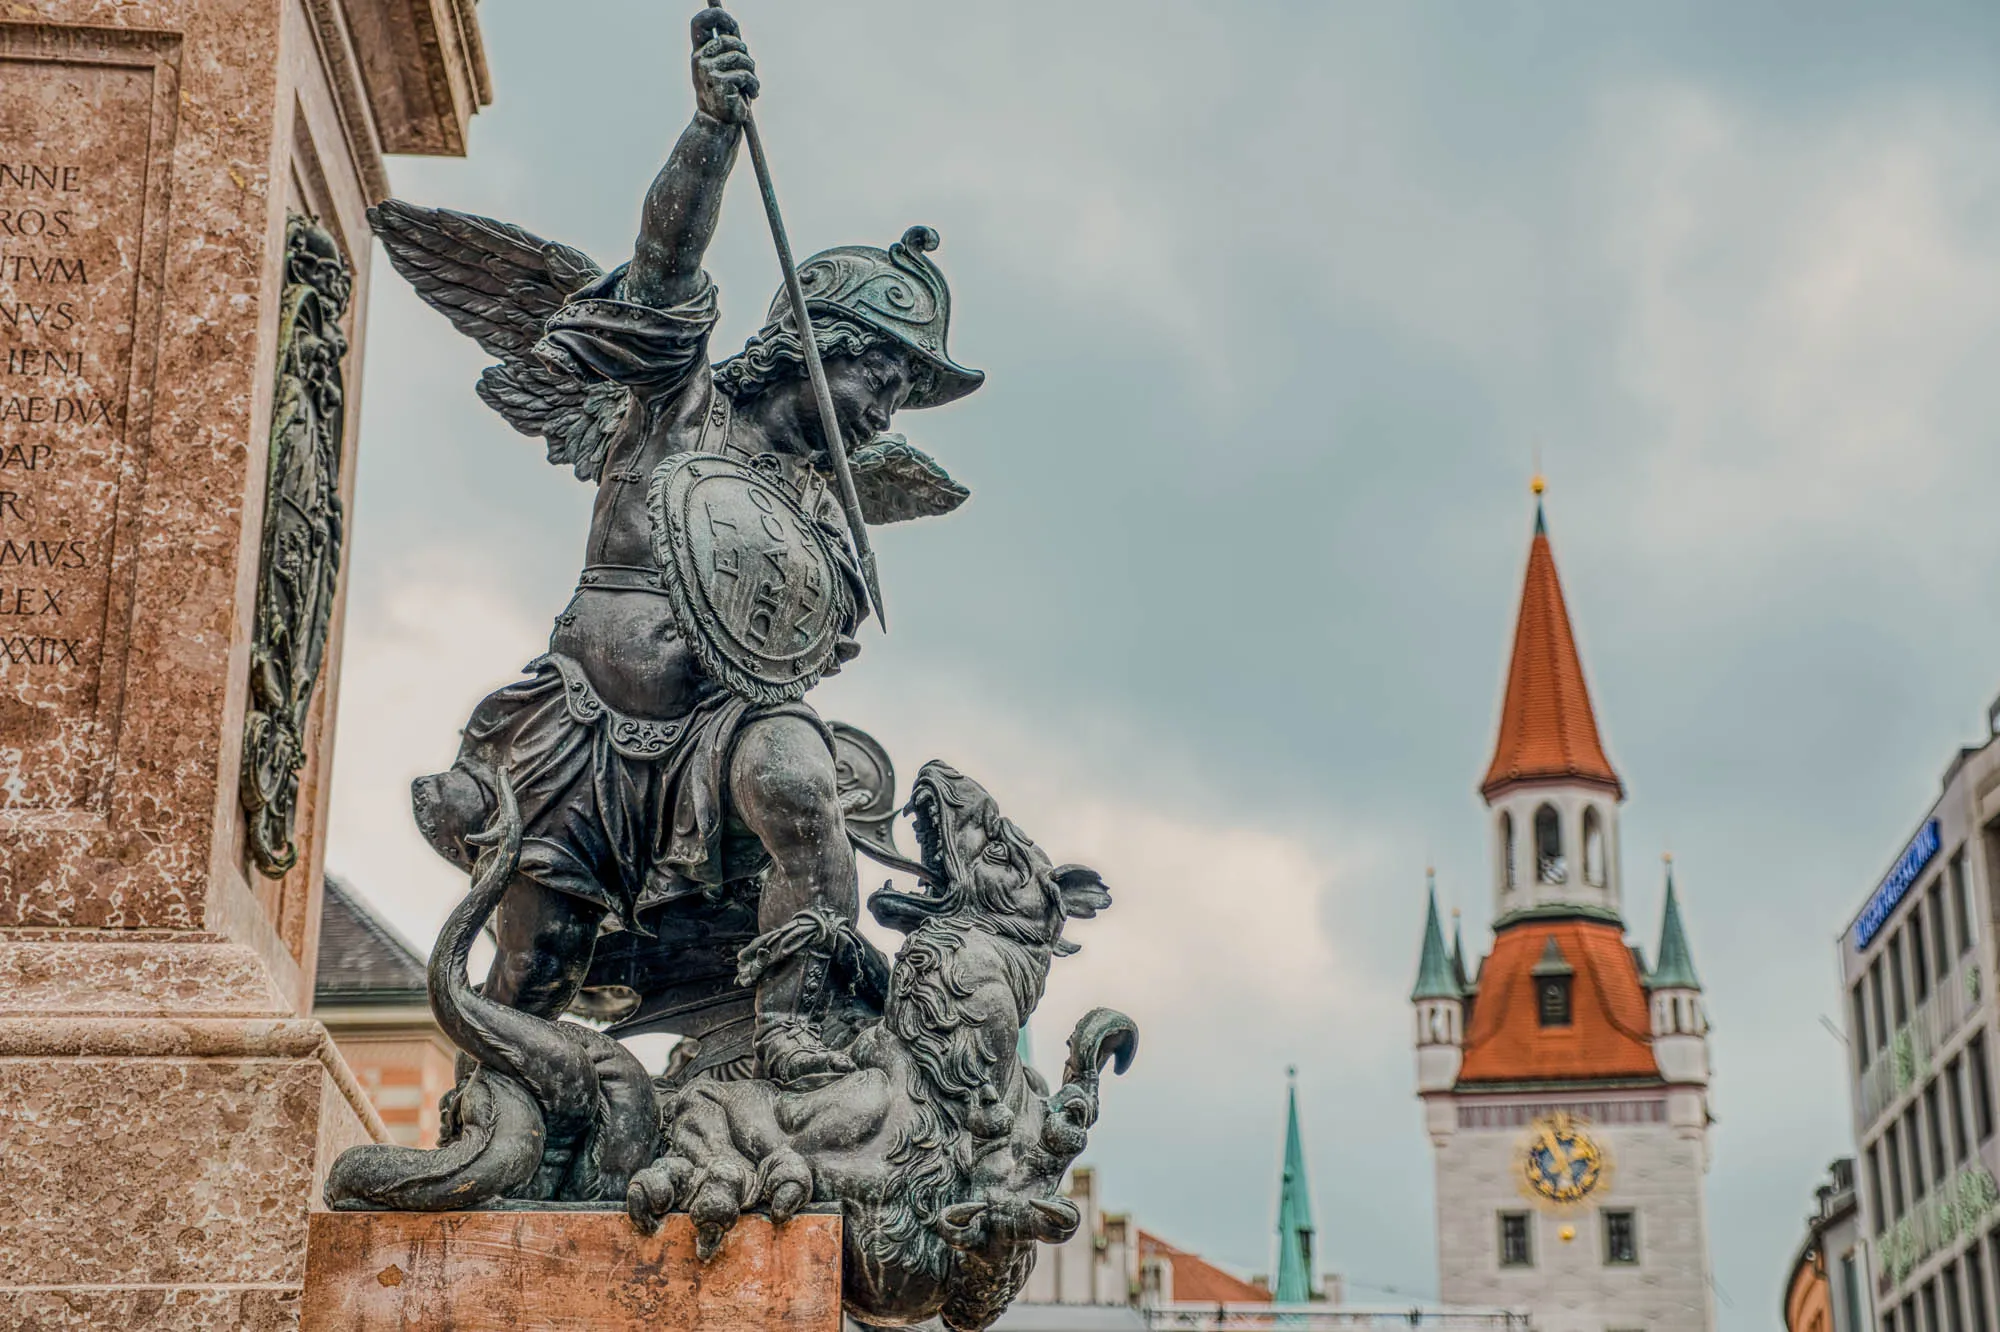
0,1016,383,1330
301,1210,843,1331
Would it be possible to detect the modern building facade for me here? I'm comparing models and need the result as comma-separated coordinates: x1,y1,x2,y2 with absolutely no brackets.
1413,491,1717,1332
1838,708,2000,1332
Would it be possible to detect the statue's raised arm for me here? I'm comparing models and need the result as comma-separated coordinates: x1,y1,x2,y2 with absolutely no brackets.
363,10,761,481
624,9,756,309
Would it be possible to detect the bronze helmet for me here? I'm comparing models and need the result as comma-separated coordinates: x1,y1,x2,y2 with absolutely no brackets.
759,225,984,410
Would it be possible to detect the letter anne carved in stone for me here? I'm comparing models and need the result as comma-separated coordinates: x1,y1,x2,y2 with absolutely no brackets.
242,214,353,877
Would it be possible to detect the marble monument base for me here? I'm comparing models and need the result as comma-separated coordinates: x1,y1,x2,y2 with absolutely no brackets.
301,1209,844,1331
0,1005,380,1331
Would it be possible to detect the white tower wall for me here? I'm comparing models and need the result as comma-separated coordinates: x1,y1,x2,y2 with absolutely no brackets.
1489,782,1623,923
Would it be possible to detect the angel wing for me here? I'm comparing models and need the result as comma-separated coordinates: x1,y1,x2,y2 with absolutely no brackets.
476,360,630,482
844,434,971,524
369,199,624,480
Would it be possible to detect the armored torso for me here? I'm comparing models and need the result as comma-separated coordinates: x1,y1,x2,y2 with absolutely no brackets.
549,373,855,720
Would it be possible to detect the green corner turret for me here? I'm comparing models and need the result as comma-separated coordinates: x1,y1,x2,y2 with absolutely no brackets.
1411,873,1462,1002
1649,863,1701,992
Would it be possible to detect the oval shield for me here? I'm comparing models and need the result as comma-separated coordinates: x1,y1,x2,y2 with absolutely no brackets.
649,453,850,703
829,720,900,859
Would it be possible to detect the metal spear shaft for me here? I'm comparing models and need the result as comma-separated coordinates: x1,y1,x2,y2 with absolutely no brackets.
701,7,885,628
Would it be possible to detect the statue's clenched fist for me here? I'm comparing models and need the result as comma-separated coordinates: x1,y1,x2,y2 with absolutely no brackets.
691,8,758,126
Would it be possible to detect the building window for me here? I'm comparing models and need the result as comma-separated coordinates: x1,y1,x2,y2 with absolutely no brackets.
1538,976,1572,1028
1583,807,1606,887
1908,1106,1929,1201
1499,1212,1533,1267
1890,933,1910,1026
1928,1082,1950,1185
1988,1230,2000,1332
1501,812,1516,891
1950,1058,1972,1163
1854,983,1874,1075
1946,1261,1968,1332
1972,1034,1996,1142
1966,1244,1991,1332
1914,899,1933,1003
1887,1123,1907,1219
1869,1145,1887,1235
1534,805,1565,884
1603,1210,1638,1265
1935,880,1955,979
1872,960,1890,1054
1955,851,1977,956
1923,1278,1942,1332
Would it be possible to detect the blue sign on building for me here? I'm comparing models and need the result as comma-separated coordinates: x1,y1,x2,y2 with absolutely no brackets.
1856,818,1943,951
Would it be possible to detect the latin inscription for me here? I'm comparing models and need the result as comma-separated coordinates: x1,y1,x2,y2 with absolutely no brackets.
0,60,158,810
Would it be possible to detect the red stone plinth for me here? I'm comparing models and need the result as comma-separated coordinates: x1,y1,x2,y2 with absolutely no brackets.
302,1209,843,1332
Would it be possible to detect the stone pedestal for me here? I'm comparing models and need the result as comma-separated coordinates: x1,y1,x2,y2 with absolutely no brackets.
0,1,487,1325
301,1211,845,1332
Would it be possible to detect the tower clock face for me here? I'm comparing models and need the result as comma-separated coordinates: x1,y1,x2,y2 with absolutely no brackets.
1519,1112,1606,1203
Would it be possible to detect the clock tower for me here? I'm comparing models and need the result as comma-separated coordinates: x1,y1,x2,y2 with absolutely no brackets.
1412,487,1716,1331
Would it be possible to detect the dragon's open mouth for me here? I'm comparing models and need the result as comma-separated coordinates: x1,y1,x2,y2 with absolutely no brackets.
864,763,975,929
907,776,946,878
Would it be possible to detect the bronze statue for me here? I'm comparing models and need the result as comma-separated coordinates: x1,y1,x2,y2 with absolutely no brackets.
327,12,1135,1329
374,7,980,1086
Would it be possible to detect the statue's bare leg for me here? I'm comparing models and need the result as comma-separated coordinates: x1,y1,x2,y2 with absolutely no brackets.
484,876,607,1020
729,713,858,1083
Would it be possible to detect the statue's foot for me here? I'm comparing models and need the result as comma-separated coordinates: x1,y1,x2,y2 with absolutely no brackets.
763,1148,813,1224
754,1016,856,1087
688,1162,753,1261
626,1156,694,1236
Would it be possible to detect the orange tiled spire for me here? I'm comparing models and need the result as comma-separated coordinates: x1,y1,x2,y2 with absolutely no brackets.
1480,484,1623,801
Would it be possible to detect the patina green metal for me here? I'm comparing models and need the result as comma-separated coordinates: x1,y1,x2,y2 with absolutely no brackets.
1648,870,1702,991
1412,877,1462,1002
241,214,352,877
1274,1070,1317,1304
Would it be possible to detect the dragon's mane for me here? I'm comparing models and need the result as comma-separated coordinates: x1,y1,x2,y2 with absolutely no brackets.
866,916,1049,1280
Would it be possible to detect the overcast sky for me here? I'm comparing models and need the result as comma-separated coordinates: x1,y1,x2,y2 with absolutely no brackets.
327,3,2000,1324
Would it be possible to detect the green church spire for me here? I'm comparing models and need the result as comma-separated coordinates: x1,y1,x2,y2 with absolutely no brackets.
1275,1068,1317,1304
1649,859,1702,992
1411,872,1461,1001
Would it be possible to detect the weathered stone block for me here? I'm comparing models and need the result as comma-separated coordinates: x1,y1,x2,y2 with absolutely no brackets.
301,1210,844,1332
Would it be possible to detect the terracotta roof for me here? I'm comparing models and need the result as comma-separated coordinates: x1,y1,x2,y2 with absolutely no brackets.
1136,1231,1271,1304
315,875,429,1007
1481,506,1623,800
1456,919,1657,1084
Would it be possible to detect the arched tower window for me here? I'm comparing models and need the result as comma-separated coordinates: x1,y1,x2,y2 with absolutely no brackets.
1583,807,1606,887
1500,812,1516,891
1534,804,1565,884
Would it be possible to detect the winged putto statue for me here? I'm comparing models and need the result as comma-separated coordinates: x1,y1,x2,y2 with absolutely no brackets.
324,11,1135,1330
